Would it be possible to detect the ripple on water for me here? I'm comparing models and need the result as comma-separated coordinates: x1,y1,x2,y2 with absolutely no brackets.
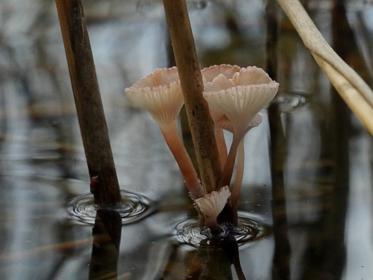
67,190,154,225
174,212,270,248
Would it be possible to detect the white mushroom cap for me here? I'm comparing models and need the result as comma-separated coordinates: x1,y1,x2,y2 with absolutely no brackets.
194,186,231,227
202,65,240,122
202,65,279,135
125,67,184,128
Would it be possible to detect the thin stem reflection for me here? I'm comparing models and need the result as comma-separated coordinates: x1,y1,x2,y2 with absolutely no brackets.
89,209,122,280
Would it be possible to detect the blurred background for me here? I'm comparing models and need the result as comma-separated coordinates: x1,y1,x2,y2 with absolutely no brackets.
0,0,372,279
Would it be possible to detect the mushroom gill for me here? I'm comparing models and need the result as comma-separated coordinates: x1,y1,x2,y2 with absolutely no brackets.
202,65,279,188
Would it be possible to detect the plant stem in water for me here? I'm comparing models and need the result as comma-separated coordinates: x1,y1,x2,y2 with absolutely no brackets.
55,0,121,205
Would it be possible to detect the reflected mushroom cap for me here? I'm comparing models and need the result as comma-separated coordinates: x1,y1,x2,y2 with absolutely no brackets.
194,186,231,226
125,67,183,127
202,65,279,134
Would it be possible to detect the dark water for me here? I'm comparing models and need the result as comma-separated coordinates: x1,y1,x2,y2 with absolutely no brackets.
0,0,372,279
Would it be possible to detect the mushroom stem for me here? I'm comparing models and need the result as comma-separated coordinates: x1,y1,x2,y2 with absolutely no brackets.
219,132,244,188
215,128,228,169
231,140,245,209
161,121,204,199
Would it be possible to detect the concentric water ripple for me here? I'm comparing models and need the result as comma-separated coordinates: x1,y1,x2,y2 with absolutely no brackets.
67,190,154,225
175,212,270,247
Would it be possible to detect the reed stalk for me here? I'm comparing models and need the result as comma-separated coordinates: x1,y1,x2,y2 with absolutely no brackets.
277,0,373,135
162,0,222,193
55,0,121,204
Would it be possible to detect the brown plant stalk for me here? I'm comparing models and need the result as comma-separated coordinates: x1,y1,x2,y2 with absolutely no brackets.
162,0,222,193
55,0,121,205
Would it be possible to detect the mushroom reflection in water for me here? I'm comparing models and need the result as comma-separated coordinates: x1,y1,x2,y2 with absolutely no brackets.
125,67,204,199
202,65,278,209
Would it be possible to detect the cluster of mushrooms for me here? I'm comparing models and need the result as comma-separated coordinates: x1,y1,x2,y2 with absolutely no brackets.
125,65,279,230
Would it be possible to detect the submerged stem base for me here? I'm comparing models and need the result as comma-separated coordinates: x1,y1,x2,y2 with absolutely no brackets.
174,212,269,248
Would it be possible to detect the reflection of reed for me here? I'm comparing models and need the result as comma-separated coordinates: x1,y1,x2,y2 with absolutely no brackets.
300,1,350,278
33,29,76,179
299,96,349,278
183,236,245,280
268,67,292,280
266,1,291,279
331,0,371,84
0,0,76,179
158,235,246,279
89,209,122,280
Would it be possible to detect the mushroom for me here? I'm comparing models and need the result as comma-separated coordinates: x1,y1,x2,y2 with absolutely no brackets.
202,65,241,169
125,67,204,199
194,185,231,228
202,65,279,188
208,112,262,209
230,114,262,209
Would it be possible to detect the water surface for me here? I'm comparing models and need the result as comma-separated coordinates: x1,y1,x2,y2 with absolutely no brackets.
0,0,372,279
